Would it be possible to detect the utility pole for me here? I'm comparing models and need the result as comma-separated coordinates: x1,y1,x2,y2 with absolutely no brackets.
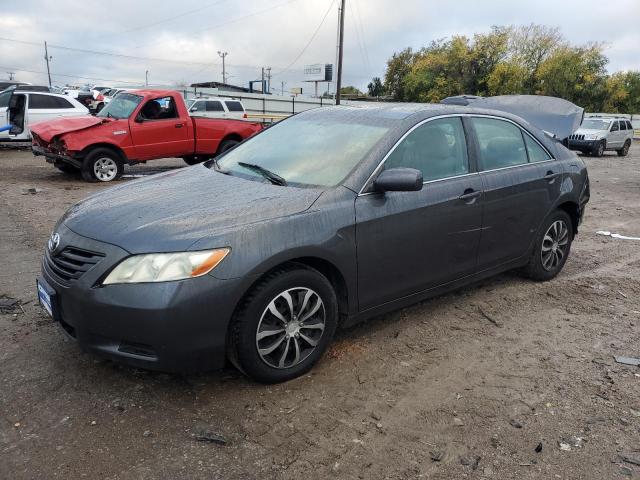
281,81,286,96
44,41,52,88
217,51,228,84
335,0,346,105
145,70,149,86
261,67,265,93
7,72,15,81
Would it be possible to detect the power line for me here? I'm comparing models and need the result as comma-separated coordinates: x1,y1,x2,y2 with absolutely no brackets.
273,0,336,76
351,0,372,75
0,36,215,67
0,64,146,85
93,0,229,41
134,0,302,49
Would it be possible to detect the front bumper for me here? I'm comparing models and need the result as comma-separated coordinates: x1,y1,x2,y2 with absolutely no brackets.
567,139,599,151
32,145,82,168
40,224,246,373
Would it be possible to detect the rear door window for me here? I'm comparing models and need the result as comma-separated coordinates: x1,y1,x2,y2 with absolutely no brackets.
523,134,551,162
471,117,528,170
225,101,244,112
383,117,469,182
29,94,60,109
0,90,11,108
206,100,224,112
619,121,627,130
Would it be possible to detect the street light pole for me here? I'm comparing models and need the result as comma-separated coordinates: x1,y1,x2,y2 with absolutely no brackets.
335,0,346,105
145,70,149,86
217,51,228,84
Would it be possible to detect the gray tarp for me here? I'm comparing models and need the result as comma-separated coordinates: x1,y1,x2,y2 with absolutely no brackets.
442,94,584,140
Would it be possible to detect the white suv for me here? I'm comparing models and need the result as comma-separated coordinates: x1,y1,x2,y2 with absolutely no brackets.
186,97,247,120
0,87,89,141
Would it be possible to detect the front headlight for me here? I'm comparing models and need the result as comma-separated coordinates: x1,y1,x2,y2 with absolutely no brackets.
584,134,599,140
103,248,230,285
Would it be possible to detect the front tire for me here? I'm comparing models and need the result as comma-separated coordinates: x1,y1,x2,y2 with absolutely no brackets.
228,265,338,383
593,140,605,157
183,155,210,166
81,148,124,182
617,140,631,157
523,210,573,281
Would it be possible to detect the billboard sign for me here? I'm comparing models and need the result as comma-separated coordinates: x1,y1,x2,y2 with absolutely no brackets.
303,64,333,82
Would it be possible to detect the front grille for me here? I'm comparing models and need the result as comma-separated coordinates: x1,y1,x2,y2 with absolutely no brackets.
569,134,585,140
45,246,104,285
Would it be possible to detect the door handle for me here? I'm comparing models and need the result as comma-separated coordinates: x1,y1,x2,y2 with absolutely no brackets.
458,189,481,204
544,171,560,183
175,123,184,128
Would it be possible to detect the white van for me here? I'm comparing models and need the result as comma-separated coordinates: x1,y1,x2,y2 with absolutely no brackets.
0,88,89,141
186,97,247,120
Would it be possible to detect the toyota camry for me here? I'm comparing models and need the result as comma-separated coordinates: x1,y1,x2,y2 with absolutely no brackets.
38,99,590,383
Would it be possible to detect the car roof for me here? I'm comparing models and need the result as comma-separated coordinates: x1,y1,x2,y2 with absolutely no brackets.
192,97,242,102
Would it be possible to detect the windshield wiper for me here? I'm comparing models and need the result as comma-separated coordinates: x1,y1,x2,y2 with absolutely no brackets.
237,162,287,186
212,157,230,175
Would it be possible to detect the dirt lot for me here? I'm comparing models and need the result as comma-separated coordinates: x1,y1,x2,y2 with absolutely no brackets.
1,144,639,480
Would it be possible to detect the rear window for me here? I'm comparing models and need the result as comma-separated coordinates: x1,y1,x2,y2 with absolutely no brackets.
627,121,633,130
225,101,244,112
206,100,224,112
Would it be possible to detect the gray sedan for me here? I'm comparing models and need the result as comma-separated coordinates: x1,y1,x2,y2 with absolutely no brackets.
38,103,590,383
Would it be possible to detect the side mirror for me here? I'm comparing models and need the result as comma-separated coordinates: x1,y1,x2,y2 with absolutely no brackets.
374,168,423,192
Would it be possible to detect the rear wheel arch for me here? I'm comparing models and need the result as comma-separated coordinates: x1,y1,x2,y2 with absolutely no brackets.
216,133,243,155
556,201,581,238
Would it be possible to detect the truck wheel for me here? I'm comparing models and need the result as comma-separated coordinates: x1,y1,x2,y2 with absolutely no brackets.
216,139,240,156
593,140,605,157
81,148,124,182
617,140,631,157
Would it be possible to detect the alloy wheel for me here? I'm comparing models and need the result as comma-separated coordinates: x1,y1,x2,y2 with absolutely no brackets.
541,220,569,271
93,157,118,181
256,287,326,369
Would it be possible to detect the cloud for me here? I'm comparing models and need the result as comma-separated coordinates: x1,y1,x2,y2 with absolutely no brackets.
1,0,638,91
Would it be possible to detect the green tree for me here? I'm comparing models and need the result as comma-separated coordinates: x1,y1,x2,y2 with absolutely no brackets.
340,86,363,95
367,77,385,97
604,71,640,114
383,47,416,101
487,61,528,95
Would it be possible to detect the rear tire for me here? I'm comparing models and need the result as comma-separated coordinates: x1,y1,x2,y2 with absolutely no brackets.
617,140,631,157
228,265,338,383
81,148,124,182
216,139,240,156
523,210,573,281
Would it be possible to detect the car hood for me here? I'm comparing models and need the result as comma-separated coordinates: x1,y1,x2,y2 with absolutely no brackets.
573,128,605,136
60,165,323,253
30,115,111,143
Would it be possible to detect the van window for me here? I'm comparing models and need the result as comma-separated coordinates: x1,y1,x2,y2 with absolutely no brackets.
0,90,11,108
225,101,244,112
206,101,224,112
472,117,528,170
384,117,469,182
619,121,627,130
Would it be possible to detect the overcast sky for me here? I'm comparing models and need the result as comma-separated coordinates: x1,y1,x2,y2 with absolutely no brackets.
1,0,639,94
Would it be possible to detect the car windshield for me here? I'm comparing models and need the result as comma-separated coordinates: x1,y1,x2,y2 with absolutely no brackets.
582,119,611,130
215,115,391,187
97,93,143,119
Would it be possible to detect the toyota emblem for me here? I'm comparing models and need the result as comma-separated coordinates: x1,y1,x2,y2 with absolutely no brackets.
48,232,60,253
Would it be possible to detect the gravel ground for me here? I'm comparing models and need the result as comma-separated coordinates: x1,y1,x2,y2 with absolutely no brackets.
1,144,639,479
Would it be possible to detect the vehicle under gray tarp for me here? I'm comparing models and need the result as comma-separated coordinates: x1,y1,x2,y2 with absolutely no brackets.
442,94,584,140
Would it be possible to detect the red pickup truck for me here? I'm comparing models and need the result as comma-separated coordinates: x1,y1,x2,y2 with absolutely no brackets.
31,89,263,182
